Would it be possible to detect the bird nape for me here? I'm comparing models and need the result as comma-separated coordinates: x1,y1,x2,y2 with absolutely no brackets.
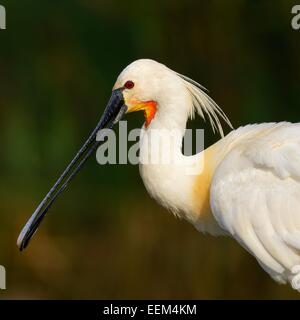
18,59,300,292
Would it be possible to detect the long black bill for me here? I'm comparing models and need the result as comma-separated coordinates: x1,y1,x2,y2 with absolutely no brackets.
17,88,127,251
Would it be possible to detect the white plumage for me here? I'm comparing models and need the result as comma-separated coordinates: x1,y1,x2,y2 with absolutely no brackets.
114,59,300,291
211,122,300,288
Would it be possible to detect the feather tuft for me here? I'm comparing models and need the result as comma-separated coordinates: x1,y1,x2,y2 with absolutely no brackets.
176,72,233,137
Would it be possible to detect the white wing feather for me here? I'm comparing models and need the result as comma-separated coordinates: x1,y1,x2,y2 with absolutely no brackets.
211,122,300,288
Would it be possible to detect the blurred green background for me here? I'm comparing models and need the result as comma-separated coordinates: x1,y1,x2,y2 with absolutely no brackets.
0,0,300,299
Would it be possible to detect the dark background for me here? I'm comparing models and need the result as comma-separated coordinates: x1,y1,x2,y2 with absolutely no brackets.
0,0,299,299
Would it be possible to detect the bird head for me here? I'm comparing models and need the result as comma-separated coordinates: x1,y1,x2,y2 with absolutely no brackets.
112,59,190,129
113,59,232,133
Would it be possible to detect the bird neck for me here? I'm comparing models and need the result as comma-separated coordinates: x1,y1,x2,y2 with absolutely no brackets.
139,95,190,165
138,98,224,235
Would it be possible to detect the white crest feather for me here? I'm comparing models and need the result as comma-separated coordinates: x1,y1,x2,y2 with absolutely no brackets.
177,73,233,137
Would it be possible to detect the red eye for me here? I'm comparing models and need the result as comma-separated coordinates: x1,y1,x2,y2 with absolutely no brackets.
124,80,134,89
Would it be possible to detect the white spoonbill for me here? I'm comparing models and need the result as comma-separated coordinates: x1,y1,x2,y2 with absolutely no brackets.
18,59,300,292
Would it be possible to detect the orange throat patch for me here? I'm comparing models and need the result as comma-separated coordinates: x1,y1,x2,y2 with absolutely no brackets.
143,101,157,127
127,100,157,127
